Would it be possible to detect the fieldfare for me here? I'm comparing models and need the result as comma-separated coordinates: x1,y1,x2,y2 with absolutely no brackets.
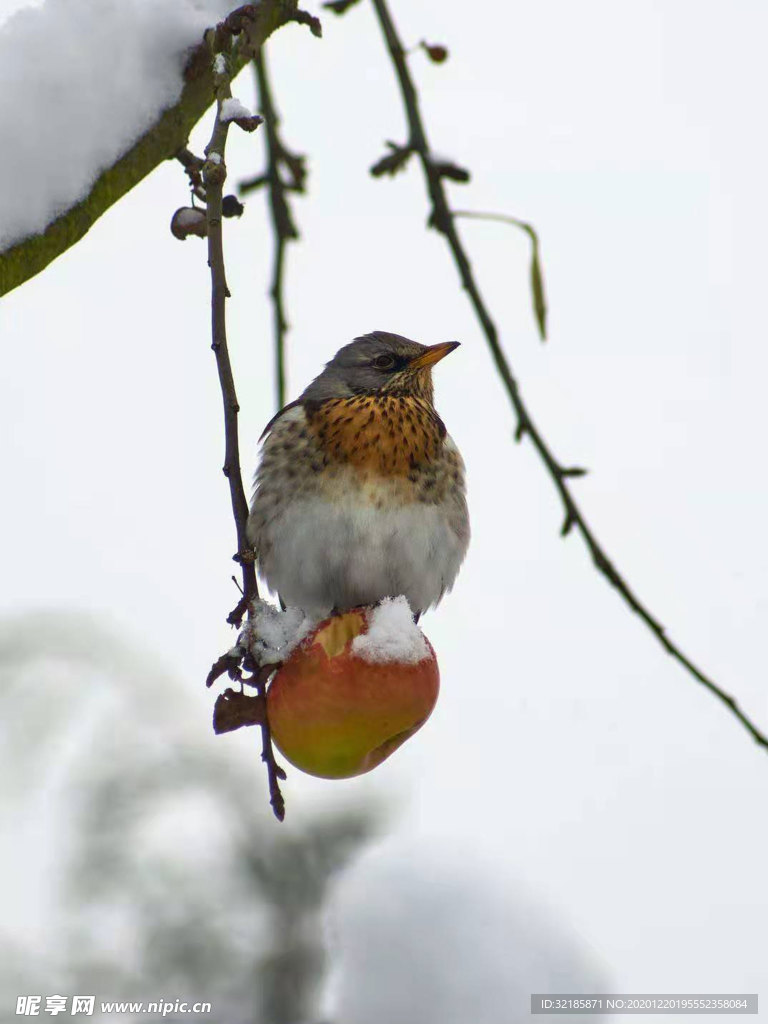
247,331,469,617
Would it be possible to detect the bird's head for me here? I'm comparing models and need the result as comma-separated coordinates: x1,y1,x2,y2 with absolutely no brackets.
302,331,460,404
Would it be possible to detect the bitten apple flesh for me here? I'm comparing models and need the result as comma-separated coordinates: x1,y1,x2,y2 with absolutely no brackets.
266,606,439,779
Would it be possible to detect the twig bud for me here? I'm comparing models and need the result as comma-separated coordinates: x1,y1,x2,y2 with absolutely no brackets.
203,151,227,186
323,0,361,12
370,141,414,178
220,96,264,132
427,153,470,183
222,194,245,218
420,40,448,63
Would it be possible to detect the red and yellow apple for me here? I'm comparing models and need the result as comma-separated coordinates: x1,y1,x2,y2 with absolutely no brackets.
266,608,439,779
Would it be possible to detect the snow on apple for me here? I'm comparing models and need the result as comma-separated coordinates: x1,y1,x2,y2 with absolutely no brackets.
350,595,430,665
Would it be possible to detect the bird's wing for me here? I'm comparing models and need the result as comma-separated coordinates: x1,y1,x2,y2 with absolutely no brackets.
258,398,306,441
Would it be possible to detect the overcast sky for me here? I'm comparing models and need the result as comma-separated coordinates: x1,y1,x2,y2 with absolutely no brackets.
2,0,767,1015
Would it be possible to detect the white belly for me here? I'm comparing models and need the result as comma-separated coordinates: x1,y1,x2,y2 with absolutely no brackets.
258,495,467,616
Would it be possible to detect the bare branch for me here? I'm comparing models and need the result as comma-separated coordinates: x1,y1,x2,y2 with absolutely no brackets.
202,27,287,819
203,43,258,610
368,0,768,752
253,662,287,820
251,51,307,409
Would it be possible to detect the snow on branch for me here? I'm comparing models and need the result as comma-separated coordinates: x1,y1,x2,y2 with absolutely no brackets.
0,0,310,297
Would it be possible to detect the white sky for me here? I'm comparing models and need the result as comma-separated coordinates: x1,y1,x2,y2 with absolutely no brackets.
1,0,767,1014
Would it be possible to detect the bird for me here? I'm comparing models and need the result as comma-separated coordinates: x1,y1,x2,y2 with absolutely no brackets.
247,330,469,618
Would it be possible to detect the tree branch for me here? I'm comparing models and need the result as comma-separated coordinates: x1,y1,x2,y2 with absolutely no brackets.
243,51,306,410
0,0,306,297
368,0,768,752
203,21,289,821
204,45,258,611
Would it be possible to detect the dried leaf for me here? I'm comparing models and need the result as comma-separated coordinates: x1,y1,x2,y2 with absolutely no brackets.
170,206,208,240
529,235,548,340
213,689,266,733
454,211,547,340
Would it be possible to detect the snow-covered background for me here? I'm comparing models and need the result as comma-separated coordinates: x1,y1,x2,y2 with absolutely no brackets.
1,0,767,1019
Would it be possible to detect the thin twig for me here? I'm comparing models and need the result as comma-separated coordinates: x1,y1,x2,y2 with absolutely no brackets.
203,46,258,608
254,665,287,820
203,30,287,819
176,147,207,202
368,0,768,752
248,51,305,409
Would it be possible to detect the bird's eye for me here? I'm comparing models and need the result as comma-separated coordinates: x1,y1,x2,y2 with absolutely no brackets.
372,354,396,370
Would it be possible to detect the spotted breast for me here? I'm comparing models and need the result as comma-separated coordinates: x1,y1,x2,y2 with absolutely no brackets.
247,396,468,616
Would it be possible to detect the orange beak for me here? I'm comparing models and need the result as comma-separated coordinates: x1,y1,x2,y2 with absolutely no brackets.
408,340,460,370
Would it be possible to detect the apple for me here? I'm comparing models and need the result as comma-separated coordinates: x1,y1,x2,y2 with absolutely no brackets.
266,604,439,779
